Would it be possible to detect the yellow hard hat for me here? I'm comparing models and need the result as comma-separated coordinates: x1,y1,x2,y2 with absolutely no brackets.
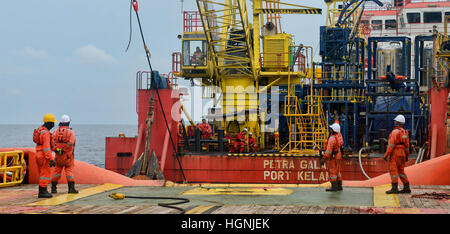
43,113,57,123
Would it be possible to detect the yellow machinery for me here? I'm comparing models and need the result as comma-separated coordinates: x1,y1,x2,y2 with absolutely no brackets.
173,11,212,80
434,16,450,84
0,151,25,188
176,0,326,153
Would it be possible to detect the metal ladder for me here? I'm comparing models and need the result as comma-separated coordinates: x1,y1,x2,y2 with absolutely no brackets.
196,0,255,78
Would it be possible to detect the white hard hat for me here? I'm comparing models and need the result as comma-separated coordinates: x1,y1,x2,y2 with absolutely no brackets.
243,128,248,132
393,114,405,124
60,114,71,123
249,132,252,135
329,123,340,133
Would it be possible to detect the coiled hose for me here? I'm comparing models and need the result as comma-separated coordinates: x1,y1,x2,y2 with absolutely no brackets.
109,193,190,214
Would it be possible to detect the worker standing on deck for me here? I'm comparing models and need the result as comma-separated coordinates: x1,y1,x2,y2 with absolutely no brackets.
233,128,248,153
322,123,344,192
33,114,57,198
383,115,411,194
51,114,78,194
248,132,257,152
197,118,212,150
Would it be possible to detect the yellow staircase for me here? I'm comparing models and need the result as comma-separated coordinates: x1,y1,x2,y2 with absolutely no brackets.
281,62,328,155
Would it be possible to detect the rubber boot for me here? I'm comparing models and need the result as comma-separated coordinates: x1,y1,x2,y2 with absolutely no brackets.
337,180,343,191
38,186,53,198
399,183,411,194
51,181,58,194
68,181,79,194
326,181,339,192
385,183,398,194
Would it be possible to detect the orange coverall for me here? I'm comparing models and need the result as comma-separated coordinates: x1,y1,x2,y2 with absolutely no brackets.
198,122,212,149
384,126,410,184
248,136,257,152
35,126,54,187
233,132,246,153
51,126,76,183
197,123,212,138
323,132,344,182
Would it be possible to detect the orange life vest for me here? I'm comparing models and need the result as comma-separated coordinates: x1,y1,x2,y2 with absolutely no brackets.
53,127,74,152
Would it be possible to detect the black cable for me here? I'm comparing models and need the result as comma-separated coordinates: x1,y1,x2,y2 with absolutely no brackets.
125,196,190,214
125,0,133,52
131,0,187,182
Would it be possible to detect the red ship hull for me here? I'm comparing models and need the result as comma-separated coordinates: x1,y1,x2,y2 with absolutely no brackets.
104,77,419,184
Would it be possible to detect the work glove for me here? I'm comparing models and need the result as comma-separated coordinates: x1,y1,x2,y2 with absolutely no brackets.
56,148,63,156
49,160,56,167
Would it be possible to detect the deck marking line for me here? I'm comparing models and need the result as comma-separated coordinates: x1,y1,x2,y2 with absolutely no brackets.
184,205,217,214
373,184,400,207
27,183,124,206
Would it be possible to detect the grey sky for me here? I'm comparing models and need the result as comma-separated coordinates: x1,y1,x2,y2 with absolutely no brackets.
0,0,325,125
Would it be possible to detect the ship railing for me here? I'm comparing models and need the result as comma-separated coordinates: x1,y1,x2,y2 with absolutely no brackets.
0,151,25,188
136,71,175,114
172,52,182,74
161,72,179,91
314,63,366,103
183,11,203,32
362,22,448,38
365,0,450,11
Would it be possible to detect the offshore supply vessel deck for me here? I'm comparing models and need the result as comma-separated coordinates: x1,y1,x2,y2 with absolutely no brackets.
1,0,450,215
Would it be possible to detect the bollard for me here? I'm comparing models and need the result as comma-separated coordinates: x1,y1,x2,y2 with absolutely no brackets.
218,129,224,152
195,128,201,152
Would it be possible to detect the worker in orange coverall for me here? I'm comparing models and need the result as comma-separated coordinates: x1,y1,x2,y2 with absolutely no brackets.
383,114,411,194
197,118,212,150
248,132,257,152
33,114,57,198
233,128,248,153
321,123,344,192
51,114,78,194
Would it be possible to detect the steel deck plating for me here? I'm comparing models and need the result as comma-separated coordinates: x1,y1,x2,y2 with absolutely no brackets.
1,183,448,214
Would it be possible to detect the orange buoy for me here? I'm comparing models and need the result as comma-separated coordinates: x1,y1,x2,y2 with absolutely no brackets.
0,148,163,186
344,154,450,187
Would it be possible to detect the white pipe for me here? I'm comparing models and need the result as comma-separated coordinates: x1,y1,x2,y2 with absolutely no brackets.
358,147,371,180
415,147,423,165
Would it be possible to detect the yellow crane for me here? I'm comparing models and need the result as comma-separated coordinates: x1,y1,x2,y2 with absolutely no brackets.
176,0,325,153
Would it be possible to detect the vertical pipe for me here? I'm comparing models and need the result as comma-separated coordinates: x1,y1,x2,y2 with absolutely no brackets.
132,124,146,165
430,124,437,159
344,102,348,148
195,128,201,152
218,129,224,152
160,125,171,172
353,103,358,151
379,128,387,154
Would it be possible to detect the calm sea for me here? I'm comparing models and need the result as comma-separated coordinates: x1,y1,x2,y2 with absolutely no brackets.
0,124,138,168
